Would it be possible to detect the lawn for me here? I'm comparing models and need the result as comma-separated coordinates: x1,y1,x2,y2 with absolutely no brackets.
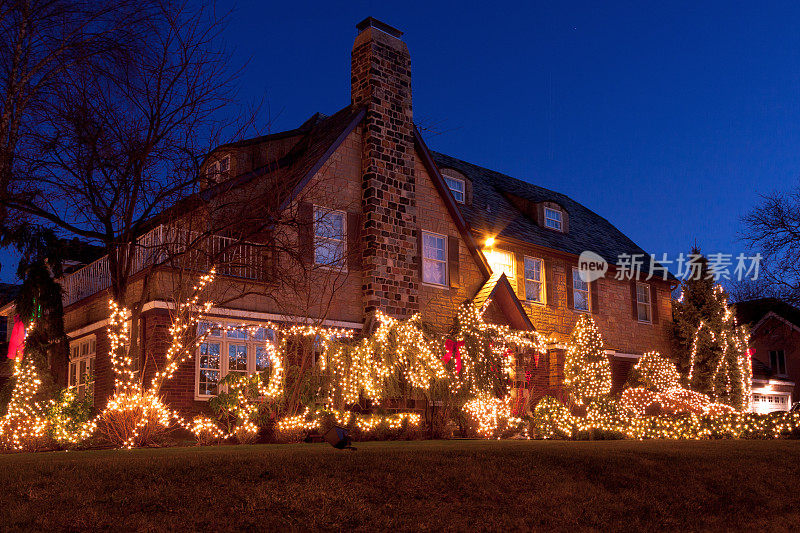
1,439,799,531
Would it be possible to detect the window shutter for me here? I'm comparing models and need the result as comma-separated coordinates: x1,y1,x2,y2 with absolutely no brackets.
515,252,525,297
591,280,600,314
651,285,659,324
465,178,473,205
347,212,362,271
566,267,574,309
417,229,424,280
630,281,638,320
298,202,313,265
536,203,545,227
545,259,558,308
448,236,460,288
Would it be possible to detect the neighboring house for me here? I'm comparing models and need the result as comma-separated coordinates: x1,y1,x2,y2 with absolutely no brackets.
9,18,676,414
736,298,800,413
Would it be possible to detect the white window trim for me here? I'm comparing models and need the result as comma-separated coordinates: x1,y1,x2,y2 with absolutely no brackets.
421,230,448,287
572,267,590,313
313,206,347,271
544,207,563,231
69,335,96,405
195,322,276,400
523,256,545,305
636,282,652,324
443,175,465,203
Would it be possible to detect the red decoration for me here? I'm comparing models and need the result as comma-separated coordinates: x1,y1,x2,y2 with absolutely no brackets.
7,315,25,360
534,353,540,367
443,339,465,373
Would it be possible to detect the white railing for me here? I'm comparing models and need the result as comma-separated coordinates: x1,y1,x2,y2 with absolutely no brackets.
60,225,268,306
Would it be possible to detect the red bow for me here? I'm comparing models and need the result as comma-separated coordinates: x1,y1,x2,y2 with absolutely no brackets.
444,339,465,373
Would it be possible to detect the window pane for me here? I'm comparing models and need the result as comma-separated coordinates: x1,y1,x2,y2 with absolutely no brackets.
227,328,247,340
638,302,650,322
423,233,445,261
199,342,220,395
444,176,465,202
525,257,541,282
198,322,221,337
572,269,588,292
69,363,76,387
256,346,270,371
423,258,446,285
488,250,514,278
574,291,589,311
315,237,345,266
637,284,650,304
315,211,344,239
228,344,248,373
525,280,542,303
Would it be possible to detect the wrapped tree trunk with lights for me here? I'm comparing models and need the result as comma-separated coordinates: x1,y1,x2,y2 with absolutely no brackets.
564,314,612,406
672,250,752,410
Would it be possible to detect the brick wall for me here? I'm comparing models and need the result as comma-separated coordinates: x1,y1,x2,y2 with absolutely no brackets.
749,315,800,402
352,21,419,318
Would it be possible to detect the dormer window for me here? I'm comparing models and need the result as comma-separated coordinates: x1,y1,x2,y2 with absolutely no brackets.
444,175,465,203
207,155,230,180
440,168,468,204
544,207,563,231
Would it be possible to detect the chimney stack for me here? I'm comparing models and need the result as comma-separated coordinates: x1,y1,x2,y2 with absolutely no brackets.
352,18,418,318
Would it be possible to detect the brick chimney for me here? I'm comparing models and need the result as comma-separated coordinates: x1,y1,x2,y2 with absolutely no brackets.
352,18,418,318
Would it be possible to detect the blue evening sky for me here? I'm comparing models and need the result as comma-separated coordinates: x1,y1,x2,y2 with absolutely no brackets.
2,1,798,282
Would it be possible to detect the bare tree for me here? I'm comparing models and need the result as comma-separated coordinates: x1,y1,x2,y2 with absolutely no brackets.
0,0,141,230
741,182,800,305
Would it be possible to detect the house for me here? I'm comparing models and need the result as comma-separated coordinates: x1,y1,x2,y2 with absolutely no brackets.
1,18,676,414
736,298,800,413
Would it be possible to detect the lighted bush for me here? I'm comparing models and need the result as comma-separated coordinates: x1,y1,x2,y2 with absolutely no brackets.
627,351,681,392
46,388,95,448
0,416,51,452
190,415,225,446
96,393,174,448
531,396,576,439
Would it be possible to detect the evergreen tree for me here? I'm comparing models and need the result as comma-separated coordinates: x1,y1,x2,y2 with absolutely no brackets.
672,248,752,410
564,314,612,405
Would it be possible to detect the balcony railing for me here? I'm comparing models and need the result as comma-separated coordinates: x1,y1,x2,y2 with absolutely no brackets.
60,225,269,306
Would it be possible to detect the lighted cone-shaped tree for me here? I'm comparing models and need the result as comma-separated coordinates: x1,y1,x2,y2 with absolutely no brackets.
564,314,612,406
672,252,752,410
0,356,49,451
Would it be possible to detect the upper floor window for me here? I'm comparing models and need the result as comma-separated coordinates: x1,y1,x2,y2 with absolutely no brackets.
196,322,276,398
314,207,346,268
443,175,465,203
441,168,467,204
488,248,515,279
422,231,447,286
572,268,589,312
770,349,787,376
69,336,96,404
636,282,651,323
207,155,230,180
524,256,544,303
544,207,563,231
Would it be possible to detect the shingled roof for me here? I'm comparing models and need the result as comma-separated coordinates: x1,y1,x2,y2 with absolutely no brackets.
431,152,676,281
736,298,800,329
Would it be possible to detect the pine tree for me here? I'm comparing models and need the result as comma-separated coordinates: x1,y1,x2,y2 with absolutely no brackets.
672,248,752,410
564,314,612,405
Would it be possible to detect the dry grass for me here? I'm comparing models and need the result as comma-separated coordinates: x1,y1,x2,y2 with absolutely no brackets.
1,440,799,531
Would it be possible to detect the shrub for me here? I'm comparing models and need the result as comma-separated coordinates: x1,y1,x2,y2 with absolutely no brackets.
96,393,174,448
531,396,576,439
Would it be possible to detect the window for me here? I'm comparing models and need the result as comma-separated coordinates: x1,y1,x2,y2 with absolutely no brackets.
636,283,651,323
206,155,230,180
422,231,447,286
487,249,515,279
196,322,276,398
314,207,346,268
544,207,563,231
443,175,465,203
572,268,589,312
0,316,6,342
770,350,787,375
69,336,96,404
524,256,544,303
